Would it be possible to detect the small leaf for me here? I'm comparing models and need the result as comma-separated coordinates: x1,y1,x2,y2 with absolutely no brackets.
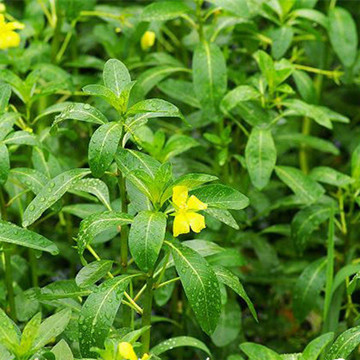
51,339,74,360
88,122,122,178
76,260,113,288
193,41,227,121
293,258,326,322
213,265,257,321
245,127,277,190
220,85,259,113
309,166,354,187
191,184,249,210
0,142,9,185
3,131,39,147
142,1,190,21
325,326,360,360
240,342,282,360
103,59,131,97
328,7,358,68
79,274,134,357
275,166,325,204
10,168,48,194
23,168,91,227
291,204,332,253
0,308,20,353
151,336,211,357
0,83,11,112
32,309,72,351
166,241,221,335
300,332,334,360
129,211,167,272
19,313,41,357
0,220,58,254
77,211,133,256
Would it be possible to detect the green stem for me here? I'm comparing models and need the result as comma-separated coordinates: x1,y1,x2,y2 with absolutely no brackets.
323,210,334,324
118,170,129,271
51,5,62,63
29,249,38,288
4,249,16,320
141,275,154,354
299,117,311,174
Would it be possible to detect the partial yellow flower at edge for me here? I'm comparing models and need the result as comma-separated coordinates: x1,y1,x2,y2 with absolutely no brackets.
0,3,6,13
0,14,25,50
141,30,156,51
117,342,149,360
172,185,207,237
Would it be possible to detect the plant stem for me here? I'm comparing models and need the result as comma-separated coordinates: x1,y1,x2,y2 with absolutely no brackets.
141,275,154,354
118,170,129,271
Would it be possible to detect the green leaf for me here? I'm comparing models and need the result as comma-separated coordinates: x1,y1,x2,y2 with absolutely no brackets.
88,122,122,178
103,59,131,97
0,142,9,185
351,143,360,182
300,332,334,360
79,274,134,357
209,0,250,17
193,41,227,121
220,85,259,113
19,313,41,357
309,166,354,187
10,168,48,194
52,103,108,131
142,1,190,21
22,168,91,227
129,211,167,272
3,131,39,147
33,102,73,123
77,211,133,256
70,178,111,210
275,166,325,204
291,204,332,253
126,99,184,122
0,83,11,113
76,260,113,288
0,308,20,353
245,127,277,190
211,300,242,347
292,70,317,104
191,184,249,210
206,208,239,229
240,342,282,360
51,339,74,360
0,113,18,141
158,79,200,108
160,173,217,204
325,326,360,360
271,26,293,59
82,84,120,110
166,241,221,335
132,66,188,101
40,280,90,300
293,258,326,322
328,7,358,68
151,336,211,357
331,264,360,299
213,265,257,321
32,309,72,351
0,220,58,254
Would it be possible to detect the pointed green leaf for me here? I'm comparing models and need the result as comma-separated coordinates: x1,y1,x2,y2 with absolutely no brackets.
301,332,334,360
103,59,131,97
325,326,360,360
76,260,114,288
240,342,282,360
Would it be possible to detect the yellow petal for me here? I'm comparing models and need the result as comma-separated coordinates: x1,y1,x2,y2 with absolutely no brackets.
6,21,25,30
0,14,5,24
172,185,188,209
141,354,150,360
141,30,156,51
187,212,206,233
118,342,137,360
187,195,207,211
173,212,190,237
4,31,20,48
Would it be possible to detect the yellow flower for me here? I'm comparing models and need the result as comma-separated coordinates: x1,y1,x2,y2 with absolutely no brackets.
172,186,207,237
0,14,24,50
118,342,149,360
0,3,5,13
141,31,156,51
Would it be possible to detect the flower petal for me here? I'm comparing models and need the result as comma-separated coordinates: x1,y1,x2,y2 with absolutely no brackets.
118,342,137,360
173,212,190,237
172,185,188,209
187,195,207,210
187,212,206,233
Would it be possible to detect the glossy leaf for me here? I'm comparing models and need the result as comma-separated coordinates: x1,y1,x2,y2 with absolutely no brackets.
166,241,221,335
76,260,113,288
103,59,131,97
325,326,360,360
22,168,91,227
240,342,282,360
88,122,122,178
245,127,277,190
129,211,167,272
142,1,190,21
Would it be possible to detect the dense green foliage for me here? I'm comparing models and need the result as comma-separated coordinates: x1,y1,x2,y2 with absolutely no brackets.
1,0,360,359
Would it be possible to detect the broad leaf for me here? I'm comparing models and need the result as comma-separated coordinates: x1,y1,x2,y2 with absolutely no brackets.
103,59,131,97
